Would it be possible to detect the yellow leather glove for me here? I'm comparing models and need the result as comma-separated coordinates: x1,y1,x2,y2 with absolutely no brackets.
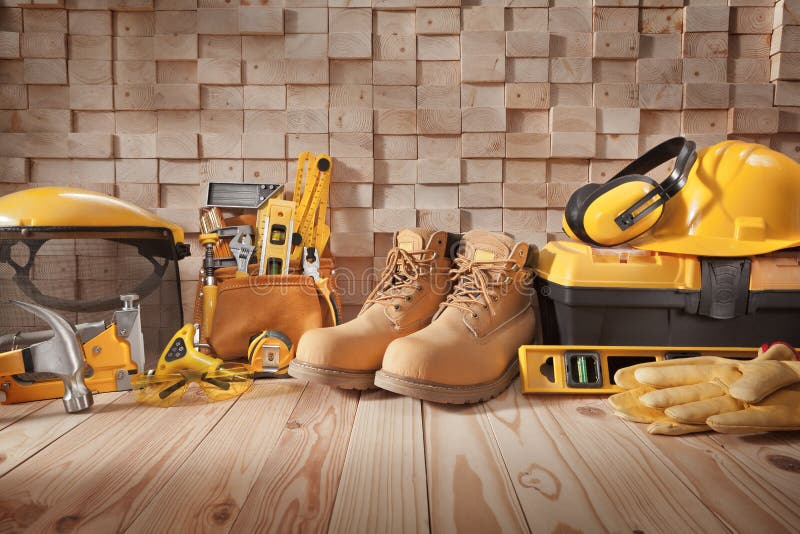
608,386,711,435
610,343,800,434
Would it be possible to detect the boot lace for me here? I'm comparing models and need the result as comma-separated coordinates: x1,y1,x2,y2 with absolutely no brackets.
440,256,518,317
362,247,438,311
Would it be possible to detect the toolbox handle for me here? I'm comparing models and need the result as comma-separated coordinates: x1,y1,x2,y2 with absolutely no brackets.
698,258,751,320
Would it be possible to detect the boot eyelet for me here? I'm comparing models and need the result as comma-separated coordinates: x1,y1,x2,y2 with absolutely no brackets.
492,295,499,302
405,296,412,301
417,285,423,291
472,313,478,318
394,305,400,310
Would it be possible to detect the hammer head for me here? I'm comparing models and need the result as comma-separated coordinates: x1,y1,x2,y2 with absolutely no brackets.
11,301,93,413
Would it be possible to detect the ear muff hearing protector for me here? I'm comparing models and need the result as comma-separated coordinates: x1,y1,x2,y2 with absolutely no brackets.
563,136,697,247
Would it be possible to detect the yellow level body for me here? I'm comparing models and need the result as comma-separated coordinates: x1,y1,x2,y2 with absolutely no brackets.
519,345,760,394
257,199,296,276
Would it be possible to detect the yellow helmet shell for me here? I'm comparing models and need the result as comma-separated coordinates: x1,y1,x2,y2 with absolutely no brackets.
0,187,185,245
631,141,800,257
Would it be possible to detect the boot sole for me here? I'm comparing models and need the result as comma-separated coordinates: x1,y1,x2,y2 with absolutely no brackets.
374,360,519,404
288,360,377,390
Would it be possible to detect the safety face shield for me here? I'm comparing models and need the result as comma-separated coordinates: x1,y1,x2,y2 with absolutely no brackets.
0,229,185,368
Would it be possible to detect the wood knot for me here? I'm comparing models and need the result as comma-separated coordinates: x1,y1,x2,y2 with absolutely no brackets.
518,464,561,500
211,501,237,524
14,503,47,528
286,419,301,429
767,454,800,473
0,452,6,463
576,406,604,417
55,515,81,533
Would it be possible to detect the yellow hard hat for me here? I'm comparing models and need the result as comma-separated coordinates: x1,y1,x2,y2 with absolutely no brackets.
630,141,800,257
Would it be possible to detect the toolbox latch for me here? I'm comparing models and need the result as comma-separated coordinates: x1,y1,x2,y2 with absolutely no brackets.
699,258,751,319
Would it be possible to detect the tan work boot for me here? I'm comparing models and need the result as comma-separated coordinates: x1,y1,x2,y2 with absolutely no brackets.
375,231,536,403
289,228,454,389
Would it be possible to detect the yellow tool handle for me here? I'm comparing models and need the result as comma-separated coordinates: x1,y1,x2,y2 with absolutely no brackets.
201,284,218,341
0,348,28,376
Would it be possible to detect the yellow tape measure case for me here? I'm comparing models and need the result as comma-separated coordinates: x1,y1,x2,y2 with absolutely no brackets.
535,241,800,347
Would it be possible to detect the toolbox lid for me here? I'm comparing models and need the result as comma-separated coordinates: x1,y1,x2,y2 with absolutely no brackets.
535,241,703,290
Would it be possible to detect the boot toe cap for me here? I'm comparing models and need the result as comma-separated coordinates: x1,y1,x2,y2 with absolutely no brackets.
295,325,391,372
381,336,443,382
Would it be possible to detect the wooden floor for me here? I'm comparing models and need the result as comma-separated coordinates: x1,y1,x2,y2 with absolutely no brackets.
0,379,798,533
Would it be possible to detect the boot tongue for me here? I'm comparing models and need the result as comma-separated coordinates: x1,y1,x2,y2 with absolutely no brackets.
396,228,432,252
462,230,514,261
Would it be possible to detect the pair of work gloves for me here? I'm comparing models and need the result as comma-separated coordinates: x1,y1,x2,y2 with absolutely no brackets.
609,342,800,435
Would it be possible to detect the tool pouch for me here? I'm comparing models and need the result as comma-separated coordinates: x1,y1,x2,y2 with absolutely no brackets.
192,258,340,359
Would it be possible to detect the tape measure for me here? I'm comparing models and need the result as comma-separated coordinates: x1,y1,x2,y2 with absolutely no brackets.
248,329,294,377
518,345,759,394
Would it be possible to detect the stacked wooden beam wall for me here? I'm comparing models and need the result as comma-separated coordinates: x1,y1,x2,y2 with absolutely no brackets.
0,0,798,320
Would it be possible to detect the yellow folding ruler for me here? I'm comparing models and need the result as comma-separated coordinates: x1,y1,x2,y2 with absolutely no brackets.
518,345,759,394
291,152,332,273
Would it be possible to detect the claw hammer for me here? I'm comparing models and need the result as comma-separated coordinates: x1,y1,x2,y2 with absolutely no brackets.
0,301,93,413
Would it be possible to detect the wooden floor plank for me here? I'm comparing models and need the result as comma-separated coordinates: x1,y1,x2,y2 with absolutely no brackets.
0,389,235,532
328,391,429,534
231,383,359,534
0,392,123,478
526,393,729,533
423,400,530,534
705,432,800,527
485,382,631,533
126,380,306,533
0,400,51,432
613,416,799,532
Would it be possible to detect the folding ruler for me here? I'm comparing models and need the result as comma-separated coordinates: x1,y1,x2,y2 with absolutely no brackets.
518,345,759,394
291,152,332,275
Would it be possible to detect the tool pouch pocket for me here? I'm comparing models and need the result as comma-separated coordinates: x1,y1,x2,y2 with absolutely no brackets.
193,258,339,359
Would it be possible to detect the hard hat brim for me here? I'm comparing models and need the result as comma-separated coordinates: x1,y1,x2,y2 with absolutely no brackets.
631,234,800,257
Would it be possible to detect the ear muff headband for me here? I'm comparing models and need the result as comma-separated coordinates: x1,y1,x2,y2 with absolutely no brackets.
564,137,697,247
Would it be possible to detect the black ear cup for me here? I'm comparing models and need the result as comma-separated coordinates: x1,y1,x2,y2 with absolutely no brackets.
564,183,602,244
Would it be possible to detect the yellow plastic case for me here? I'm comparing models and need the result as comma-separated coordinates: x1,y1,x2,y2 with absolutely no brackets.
535,241,800,347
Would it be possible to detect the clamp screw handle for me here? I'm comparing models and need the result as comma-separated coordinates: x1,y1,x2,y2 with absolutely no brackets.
120,294,139,310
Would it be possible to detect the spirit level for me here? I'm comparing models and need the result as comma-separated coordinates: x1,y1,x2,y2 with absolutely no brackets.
518,345,759,394
257,199,296,276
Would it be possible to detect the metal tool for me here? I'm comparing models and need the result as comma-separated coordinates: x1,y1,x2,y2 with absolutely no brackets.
205,183,282,209
519,345,759,394
0,301,93,413
223,226,255,277
0,295,146,408
257,199,297,275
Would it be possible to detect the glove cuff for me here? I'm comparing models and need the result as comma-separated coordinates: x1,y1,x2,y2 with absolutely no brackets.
761,341,800,361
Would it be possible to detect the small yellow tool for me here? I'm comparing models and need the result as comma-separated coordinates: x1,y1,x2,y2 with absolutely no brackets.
257,199,297,275
247,329,295,377
519,345,759,394
133,324,253,407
